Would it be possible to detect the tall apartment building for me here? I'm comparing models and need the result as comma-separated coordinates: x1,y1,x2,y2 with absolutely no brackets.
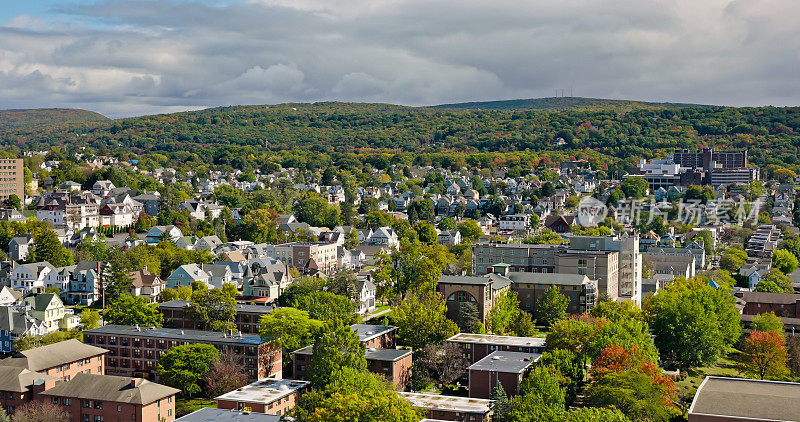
83,325,281,382
672,148,747,170
472,243,561,276
0,159,24,203
568,235,641,305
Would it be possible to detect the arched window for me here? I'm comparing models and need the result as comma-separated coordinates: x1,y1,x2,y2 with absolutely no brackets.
447,291,476,303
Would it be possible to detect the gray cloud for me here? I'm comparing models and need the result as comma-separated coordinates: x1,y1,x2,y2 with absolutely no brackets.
0,0,798,117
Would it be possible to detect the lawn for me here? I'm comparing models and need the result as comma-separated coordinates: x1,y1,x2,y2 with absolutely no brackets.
674,352,740,403
176,398,215,416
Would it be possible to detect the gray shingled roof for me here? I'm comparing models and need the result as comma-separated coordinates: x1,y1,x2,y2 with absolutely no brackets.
0,339,108,371
40,373,179,405
0,366,55,393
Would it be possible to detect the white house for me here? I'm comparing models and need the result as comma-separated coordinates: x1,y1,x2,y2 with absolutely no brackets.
367,227,399,247
10,262,55,291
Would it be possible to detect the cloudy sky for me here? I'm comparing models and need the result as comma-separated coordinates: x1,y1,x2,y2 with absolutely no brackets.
0,0,798,118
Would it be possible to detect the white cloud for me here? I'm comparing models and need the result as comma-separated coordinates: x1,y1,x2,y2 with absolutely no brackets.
0,0,797,117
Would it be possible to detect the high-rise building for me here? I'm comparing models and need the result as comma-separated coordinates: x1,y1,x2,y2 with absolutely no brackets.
0,158,24,202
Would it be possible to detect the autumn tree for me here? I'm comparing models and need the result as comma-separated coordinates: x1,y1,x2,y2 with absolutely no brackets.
737,331,790,380
11,400,68,422
202,353,249,398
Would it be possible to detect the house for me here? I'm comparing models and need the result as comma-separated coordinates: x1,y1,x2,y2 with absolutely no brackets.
0,307,47,353
132,193,161,217
40,373,179,422
91,180,116,197
242,262,292,303
292,346,411,388
437,230,462,246
145,225,183,244
0,339,107,381
498,214,531,232
544,215,575,233
0,287,22,306
203,264,234,289
354,278,376,315
22,293,65,332
166,264,210,289
128,269,166,303
688,376,800,421
67,261,103,306
10,262,55,292
7,235,32,262
367,227,399,247
195,235,223,252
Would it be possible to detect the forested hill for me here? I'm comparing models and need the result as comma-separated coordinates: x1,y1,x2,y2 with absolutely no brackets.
0,108,109,130
431,97,709,110
1,101,799,171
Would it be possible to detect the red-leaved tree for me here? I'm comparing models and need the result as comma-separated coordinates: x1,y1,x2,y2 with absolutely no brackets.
738,331,789,380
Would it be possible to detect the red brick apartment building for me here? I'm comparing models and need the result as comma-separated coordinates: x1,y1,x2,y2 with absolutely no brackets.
159,300,276,334
84,325,281,382
0,339,107,382
0,366,57,415
215,378,310,416
40,373,179,422
398,392,492,422
735,291,800,318
293,346,412,388
350,324,397,349
445,333,546,364
0,342,178,422
468,351,541,399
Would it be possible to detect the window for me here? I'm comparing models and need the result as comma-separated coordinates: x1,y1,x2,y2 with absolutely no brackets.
83,400,91,408
117,406,121,412
52,397,59,404
94,416,103,422
64,398,71,406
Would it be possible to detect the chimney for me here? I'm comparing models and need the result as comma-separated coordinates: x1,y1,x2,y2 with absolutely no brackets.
130,378,142,387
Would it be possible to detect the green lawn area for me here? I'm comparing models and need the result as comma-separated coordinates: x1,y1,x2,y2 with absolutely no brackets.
674,352,740,402
176,398,215,416
374,303,391,313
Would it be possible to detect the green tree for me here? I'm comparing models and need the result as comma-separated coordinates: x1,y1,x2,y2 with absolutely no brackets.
489,290,521,334
104,294,163,327
562,407,629,422
456,302,484,333
4,194,20,210
438,217,457,231
373,239,454,296
309,322,367,389
187,287,236,331
757,269,794,293
296,291,357,324
415,221,438,245
259,308,324,352
392,290,459,350
546,317,599,369
773,249,799,274
157,344,219,397
294,194,340,228
620,177,648,198
720,248,747,272
80,309,101,330
536,286,569,327
490,384,511,422
508,366,566,422
645,277,740,367
291,368,421,422
29,228,73,267
524,229,564,245
751,312,785,336
511,311,538,337
457,219,483,242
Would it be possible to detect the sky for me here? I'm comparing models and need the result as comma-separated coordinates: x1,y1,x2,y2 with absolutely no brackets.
0,0,798,118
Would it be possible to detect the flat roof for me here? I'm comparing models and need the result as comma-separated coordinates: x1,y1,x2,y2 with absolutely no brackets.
468,351,541,374
293,346,411,362
446,333,546,348
398,392,492,414
176,408,280,421
86,325,266,346
159,301,276,315
350,324,397,342
506,272,591,286
689,376,800,421
215,378,309,405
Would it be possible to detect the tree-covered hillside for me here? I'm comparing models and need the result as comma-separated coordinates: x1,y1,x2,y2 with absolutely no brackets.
1,101,799,172
431,96,708,111
0,108,109,130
